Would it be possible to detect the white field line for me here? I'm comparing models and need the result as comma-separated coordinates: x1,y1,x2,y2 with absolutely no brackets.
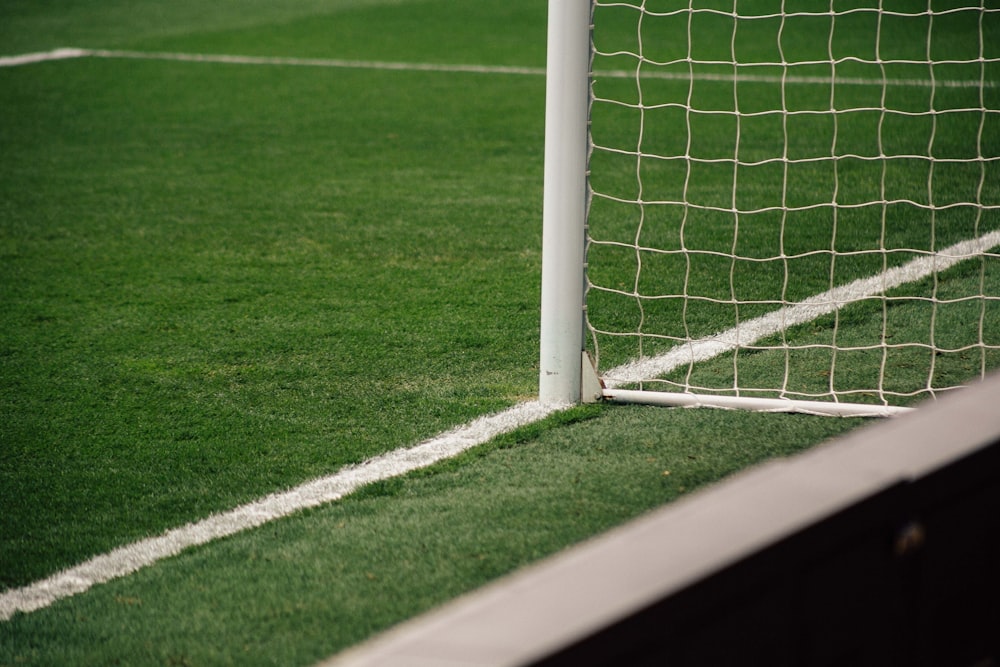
2,48,994,89
3,230,998,621
603,229,1000,388
84,48,549,76
0,401,564,621
0,48,89,67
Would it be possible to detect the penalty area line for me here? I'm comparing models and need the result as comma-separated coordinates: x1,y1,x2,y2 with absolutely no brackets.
0,48,90,67
0,47,550,77
2,48,994,89
0,47,547,76
84,48,550,76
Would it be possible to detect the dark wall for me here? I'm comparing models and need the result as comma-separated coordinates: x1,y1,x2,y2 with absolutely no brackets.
533,439,1000,667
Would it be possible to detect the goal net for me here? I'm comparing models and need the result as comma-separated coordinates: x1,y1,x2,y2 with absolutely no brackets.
569,0,1000,416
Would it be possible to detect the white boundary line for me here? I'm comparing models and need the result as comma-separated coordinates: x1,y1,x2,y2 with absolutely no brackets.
0,402,564,621
2,48,995,89
0,48,90,67
3,230,998,621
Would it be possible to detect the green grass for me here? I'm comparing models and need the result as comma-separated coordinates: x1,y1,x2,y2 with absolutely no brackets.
0,406,864,666
0,9,547,589
1,1,998,664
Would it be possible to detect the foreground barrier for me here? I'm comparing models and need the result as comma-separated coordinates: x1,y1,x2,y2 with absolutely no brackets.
322,373,1000,666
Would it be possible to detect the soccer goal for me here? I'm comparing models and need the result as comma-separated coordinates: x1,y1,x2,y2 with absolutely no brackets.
539,0,1000,416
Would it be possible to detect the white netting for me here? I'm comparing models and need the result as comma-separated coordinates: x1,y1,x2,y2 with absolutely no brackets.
586,0,1000,409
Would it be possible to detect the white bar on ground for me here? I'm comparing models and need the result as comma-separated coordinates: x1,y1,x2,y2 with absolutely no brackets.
603,388,914,418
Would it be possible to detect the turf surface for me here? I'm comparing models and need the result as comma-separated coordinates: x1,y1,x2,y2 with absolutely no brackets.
0,58,546,588
1,406,863,666
1,0,997,664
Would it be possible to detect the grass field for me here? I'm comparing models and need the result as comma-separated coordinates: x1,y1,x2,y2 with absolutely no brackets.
1,1,997,665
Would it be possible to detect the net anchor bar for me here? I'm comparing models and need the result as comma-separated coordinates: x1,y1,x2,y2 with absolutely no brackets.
581,352,605,404
602,388,915,418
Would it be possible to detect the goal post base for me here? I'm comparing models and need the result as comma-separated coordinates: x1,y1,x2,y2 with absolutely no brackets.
581,352,604,404
602,388,915,418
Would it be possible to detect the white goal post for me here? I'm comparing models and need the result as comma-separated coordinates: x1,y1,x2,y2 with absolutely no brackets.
539,0,1000,416
538,0,593,406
